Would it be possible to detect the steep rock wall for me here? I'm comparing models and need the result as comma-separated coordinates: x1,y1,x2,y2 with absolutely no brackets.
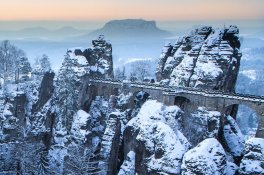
156,25,241,92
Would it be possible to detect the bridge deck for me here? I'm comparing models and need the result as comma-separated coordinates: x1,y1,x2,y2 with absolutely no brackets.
89,79,264,103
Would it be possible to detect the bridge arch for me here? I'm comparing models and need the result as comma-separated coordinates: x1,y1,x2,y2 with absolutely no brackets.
100,85,108,97
82,84,98,111
223,101,264,138
224,104,259,137
174,96,191,110
224,104,239,119
112,87,120,96
133,91,150,107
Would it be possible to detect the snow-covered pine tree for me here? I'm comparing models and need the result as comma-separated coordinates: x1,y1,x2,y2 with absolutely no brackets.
39,54,51,73
17,56,32,82
55,53,79,133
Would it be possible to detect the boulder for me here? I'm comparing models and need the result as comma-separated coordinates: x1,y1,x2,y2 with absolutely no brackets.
239,138,264,174
123,100,189,174
181,138,227,175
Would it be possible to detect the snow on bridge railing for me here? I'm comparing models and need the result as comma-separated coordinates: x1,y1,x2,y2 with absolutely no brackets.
89,78,264,103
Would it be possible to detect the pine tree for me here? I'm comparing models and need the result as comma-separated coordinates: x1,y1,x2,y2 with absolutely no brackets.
55,54,79,132
39,54,51,73
18,57,31,75
17,56,32,82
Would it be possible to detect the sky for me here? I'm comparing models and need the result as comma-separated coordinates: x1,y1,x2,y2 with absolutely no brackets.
0,0,264,21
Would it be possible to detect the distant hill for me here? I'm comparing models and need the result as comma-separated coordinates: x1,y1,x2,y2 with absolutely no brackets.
0,26,88,41
75,19,172,41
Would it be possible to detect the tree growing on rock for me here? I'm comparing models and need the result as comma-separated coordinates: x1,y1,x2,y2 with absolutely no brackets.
40,54,51,73
54,53,79,132
0,40,26,82
17,56,32,82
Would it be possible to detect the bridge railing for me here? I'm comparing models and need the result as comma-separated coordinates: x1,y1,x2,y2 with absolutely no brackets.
89,78,264,102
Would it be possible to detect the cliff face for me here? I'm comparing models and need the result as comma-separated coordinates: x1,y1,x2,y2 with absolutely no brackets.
0,71,55,174
156,25,241,92
31,72,55,113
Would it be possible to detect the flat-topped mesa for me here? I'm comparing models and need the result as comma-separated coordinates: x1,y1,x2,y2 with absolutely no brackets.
156,25,241,93
66,35,114,78
104,19,157,30
88,19,172,39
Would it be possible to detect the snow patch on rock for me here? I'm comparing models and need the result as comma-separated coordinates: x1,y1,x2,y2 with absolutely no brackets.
118,151,136,175
126,100,190,174
226,161,238,175
239,138,264,174
71,110,90,141
181,138,226,175
223,115,245,158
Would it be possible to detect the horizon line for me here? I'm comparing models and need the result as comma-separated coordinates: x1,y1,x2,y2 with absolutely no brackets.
0,18,264,22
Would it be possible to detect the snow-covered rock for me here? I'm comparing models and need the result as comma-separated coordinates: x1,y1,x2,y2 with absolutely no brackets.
71,110,90,141
67,35,114,78
124,100,189,174
117,92,133,110
223,115,245,159
134,91,150,108
226,161,238,175
179,107,221,146
86,96,111,149
0,92,27,142
131,91,150,117
181,138,227,175
239,138,264,174
31,72,55,113
118,151,136,175
156,25,241,92
99,112,121,174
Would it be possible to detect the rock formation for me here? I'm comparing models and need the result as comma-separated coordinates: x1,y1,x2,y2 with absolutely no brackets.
181,138,227,175
122,100,190,174
239,138,264,174
68,35,114,79
156,25,241,92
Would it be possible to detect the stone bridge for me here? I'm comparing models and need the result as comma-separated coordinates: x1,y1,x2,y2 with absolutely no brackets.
86,78,264,138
